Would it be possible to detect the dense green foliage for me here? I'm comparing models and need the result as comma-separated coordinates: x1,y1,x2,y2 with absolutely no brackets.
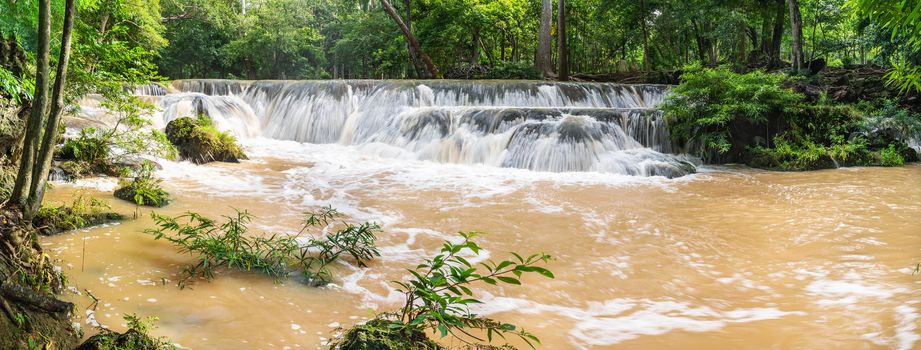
665,67,920,170
847,0,921,92
146,206,381,288
114,160,170,208
164,116,246,164
136,0,921,81
334,232,552,349
663,66,802,161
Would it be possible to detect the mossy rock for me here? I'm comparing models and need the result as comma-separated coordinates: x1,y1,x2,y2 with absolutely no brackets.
334,319,442,350
113,183,170,207
164,117,247,164
75,329,172,350
32,204,124,236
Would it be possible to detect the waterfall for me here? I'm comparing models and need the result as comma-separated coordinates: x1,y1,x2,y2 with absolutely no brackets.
135,80,696,178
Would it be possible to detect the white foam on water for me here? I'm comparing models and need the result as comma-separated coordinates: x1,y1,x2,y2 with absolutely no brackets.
467,295,803,349
54,177,120,192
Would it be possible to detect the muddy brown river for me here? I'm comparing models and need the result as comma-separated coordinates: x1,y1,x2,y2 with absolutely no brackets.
41,139,921,350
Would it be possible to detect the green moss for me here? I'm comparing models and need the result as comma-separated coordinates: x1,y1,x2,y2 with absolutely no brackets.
32,195,123,235
164,116,247,164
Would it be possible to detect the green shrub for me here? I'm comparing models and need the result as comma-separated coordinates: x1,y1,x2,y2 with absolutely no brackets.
57,128,115,176
333,232,552,350
164,115,247,164
145,206,380,288
0,67,33,104
114,161,170,207
878,144,906,166
662,65,803,162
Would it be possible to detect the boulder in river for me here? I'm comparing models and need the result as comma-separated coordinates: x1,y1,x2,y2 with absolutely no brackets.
164,116,247,164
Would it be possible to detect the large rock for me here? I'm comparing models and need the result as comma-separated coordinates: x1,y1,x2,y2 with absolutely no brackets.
164,117,246,164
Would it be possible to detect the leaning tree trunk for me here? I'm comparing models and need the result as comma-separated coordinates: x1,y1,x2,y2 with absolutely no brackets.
10,0,52,213
787,0,804,70
380,0,439,78
27,0,76,216
536,0,553,77
558,0,569,80
402,0,422,78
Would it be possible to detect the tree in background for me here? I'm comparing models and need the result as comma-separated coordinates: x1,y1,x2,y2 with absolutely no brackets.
536,0,553,77
848,0,921,93
788,0,805,70
380,0,439,78
558,0,568,79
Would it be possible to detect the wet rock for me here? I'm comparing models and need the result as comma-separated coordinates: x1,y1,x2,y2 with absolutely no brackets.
165,116,247,164
113,184,170,207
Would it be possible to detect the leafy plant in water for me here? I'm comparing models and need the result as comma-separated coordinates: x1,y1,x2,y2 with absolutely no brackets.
114,160,170,208
145,206,380,288
335,232,553,349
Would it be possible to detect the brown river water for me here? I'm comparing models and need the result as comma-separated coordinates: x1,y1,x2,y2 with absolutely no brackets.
41,139,921,350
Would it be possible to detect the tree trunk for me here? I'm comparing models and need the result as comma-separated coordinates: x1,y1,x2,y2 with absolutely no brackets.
640,0,651,71
470,29,480,65
787,0,804,70
558,0,569,80
11,0,52,214
536,0,553,77
380,0,439,78
27,0,76,216
402,0,422,78
760,6,772,55
770,0,785,65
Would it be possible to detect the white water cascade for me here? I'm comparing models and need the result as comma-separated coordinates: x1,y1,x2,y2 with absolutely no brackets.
136,80,696,178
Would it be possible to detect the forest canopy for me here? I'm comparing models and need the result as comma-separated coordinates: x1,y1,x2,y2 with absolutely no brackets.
0,0,918,86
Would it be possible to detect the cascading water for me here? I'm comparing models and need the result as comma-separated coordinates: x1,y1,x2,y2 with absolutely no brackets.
140,79,695,177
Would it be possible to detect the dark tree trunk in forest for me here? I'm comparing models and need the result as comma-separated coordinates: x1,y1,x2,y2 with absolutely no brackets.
787,0,804,70
11,0,76,219
640,0,651,71
760,6,772,55
380,0,439,78
558,0,568,80
536,0,553,77
770,0,785,65
470,29,480,65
